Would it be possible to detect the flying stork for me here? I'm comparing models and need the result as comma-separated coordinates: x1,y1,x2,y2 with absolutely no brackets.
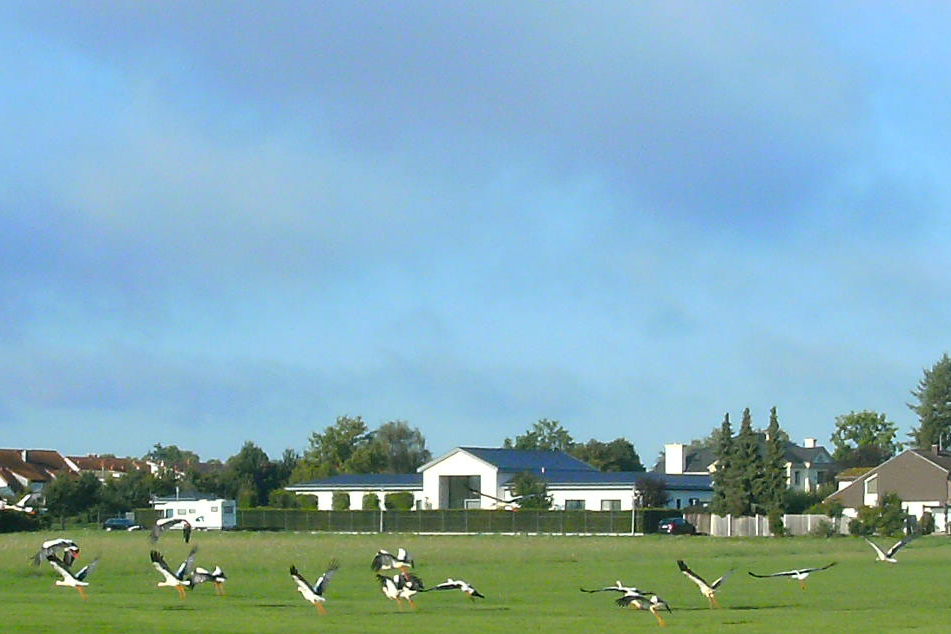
865,534,916,563
616,591,671,627
676,560,733,608
150,548,197,599
46,553,99,599
290,559,338,613
377,572,424,609
423,578,485,600
748,562,836,590
149,517,192,543
32,538,80,567
0,493,37,514
371,548,414,573
580,580,655,596
191,565,228,595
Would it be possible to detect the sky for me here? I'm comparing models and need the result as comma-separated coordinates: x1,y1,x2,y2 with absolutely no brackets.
2,2,951,465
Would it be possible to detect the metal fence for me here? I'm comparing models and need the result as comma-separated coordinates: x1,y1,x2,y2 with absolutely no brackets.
229,509,645,534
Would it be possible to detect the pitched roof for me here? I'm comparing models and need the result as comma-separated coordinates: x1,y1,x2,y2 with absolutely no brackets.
0,449,60,482
457,447,597,472
909,448,951,471
69,455,150,473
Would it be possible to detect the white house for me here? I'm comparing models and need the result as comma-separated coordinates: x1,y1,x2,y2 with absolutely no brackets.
152,493,237,530
287,447,713,511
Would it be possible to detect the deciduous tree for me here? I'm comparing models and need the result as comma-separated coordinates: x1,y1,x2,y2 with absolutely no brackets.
831,410,900,465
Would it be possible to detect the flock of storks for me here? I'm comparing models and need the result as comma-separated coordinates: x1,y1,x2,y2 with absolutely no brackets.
29,524,917,627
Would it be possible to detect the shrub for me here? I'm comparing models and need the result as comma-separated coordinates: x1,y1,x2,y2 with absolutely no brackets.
848,505,877,536
384,492,415,511
809,519,836,538
298,495,318,509
0,510,44,533
267,489,301,509
920,511,935,535
331,492,350,511
362,493,381,511
768,508,786,537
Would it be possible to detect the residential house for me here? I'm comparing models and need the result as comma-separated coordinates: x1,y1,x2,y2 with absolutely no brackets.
287,446,713,511
824,446,951,533
658,436,838,493
0,449,78,498
68,455,155,482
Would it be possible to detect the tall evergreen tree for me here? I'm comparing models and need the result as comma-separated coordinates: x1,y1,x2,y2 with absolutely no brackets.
733,407,763,516
909,354,951,449
759,406,788,512
710,413,736,515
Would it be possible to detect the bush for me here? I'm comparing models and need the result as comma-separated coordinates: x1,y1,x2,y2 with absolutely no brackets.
362,493,381,511
768,508,785,537
384,492,415,511
331,492,350,511
0,511,45,533
809,519,836,538
848,505,877,536
298,495,318,509
921,511,935,535
267,489,301,509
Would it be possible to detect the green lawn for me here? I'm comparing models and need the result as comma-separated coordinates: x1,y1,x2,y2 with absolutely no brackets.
1,529,949,633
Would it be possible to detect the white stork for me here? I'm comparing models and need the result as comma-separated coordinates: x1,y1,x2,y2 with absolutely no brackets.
0,493,36,514
377,572,424,609
748,562,836,590
371,548,414,573
290,559,338,613
423,578,485,600
677,560,733,608
150,548,197,599
580,580,654,596
150,517,193,543
617,592,671,627
32,538,80,567
865,535,916,563
46,553,99,599
191,565,227,595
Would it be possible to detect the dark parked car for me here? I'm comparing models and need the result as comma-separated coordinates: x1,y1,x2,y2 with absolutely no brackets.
102,517,141,531
657,517,696,535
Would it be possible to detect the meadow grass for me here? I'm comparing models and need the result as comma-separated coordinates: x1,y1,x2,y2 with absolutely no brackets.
2,529,949,633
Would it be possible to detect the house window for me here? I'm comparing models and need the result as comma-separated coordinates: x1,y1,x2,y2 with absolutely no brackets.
188,508,196,514
816,471,827,485
794,471,801,486
565,500,585,511
688,498,700,507
601,499,621,511
865,475,878,495
177,509,187,515
675,498,681,509
211,506,219,512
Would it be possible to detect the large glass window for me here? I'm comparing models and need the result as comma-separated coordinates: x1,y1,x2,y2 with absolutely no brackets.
865,475,878,495
565,499,585,511
600,499,621,511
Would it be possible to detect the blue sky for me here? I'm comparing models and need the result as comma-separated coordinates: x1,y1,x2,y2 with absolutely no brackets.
3,2,950,464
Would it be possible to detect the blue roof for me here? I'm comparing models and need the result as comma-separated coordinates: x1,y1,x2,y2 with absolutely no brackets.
288,473,423,489
459,447,597,472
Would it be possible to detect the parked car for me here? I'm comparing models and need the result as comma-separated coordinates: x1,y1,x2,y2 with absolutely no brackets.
102,517,142,531
657,517,696,535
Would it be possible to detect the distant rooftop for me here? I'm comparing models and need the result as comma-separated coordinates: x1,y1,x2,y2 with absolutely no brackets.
457,447,597,473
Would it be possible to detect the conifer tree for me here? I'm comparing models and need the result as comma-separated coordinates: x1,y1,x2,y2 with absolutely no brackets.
909,353,951,449
733,407,763,516
710,413,735,515
759,406,788,512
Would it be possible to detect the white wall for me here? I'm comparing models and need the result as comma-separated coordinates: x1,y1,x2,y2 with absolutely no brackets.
519,486,713,511
422,451,498,510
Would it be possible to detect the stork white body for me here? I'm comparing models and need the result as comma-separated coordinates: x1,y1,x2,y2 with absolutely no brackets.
47,553,99,599
866,535,915,563
677,560,733,608
748,562,836,590
580,580,654,596
378,572,423,608
425,578,485,600
151,548,196,599
0,494,36,514
371,548,414,572
32,538,80,567
290,560,338,613
617,592,671,627
192,565,227,595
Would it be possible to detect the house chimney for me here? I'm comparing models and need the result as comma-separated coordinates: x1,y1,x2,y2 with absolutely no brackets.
21,449,28,462
803,437,817,449
665,443,686,475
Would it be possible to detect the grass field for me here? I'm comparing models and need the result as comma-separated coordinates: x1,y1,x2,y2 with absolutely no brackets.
2,529,949,633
